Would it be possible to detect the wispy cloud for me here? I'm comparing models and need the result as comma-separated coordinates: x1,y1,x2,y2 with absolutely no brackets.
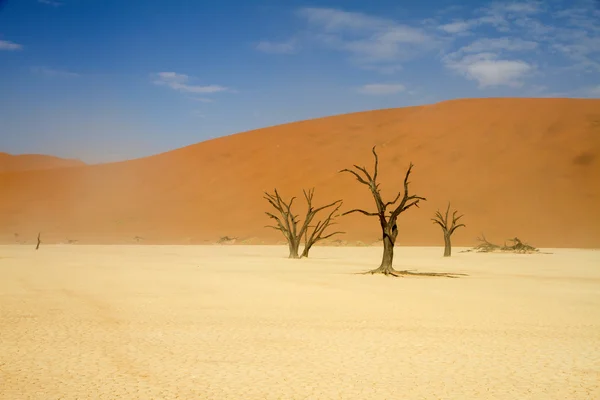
358,83,406,95
438,0,599,86
38,0,64,6
582,84,600,97
456,37,538,55
296,7,438,70
31,66,79,78
153,72,229,94
438,20,472,34
256,1,599,91
0,40,23,51
255,39,297,54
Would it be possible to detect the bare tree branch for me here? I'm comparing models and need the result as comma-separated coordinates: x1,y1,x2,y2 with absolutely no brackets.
383,191,403,209
371,146,379,182
342,208,379,217
339,168,370,186
265,188,344,259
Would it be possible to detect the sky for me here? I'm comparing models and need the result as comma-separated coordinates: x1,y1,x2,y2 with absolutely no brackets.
0,0,599,163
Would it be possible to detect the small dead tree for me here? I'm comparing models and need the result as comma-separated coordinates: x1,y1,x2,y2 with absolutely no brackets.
264,188,343,259
35,232,41,250
432,202,465,257
301,200,344,258
340,146,426,275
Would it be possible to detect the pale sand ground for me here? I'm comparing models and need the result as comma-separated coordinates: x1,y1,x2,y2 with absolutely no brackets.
1,245,599,400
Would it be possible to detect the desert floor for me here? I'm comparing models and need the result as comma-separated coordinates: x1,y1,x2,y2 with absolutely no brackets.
1,245,599,400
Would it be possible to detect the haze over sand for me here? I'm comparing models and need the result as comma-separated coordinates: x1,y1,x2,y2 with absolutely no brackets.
0,152,85,173
0,97,599,247
1,245,599,399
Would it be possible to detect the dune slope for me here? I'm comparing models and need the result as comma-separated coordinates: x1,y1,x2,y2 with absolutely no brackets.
0,97,599,247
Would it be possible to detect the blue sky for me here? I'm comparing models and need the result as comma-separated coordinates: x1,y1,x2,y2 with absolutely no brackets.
1,0,599,163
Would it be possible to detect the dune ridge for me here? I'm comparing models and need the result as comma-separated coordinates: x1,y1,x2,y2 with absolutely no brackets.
0,97,599,247
0,152,85,173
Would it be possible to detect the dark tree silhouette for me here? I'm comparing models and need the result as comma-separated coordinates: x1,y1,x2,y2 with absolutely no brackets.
340,146,426,275
432,202,465,257
35,232,41,250
264,188,343,259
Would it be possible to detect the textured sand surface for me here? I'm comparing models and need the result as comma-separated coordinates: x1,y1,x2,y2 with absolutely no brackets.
0,153,84,173
1,98,599,247
1,245,599,399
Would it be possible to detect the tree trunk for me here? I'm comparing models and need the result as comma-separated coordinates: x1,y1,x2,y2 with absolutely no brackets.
288,240,300,259
367,235,396,275
443,233,451,257
300,243,312,258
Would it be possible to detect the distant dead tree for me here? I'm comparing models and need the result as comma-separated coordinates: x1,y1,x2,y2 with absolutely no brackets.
264,188,343,259
340,146,426,276
432,202,465,257
35,233,41,250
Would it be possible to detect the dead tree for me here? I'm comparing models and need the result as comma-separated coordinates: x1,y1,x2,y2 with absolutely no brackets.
432,202,465,257
301,199,343,258
340,146,426,275
264,188,343,259
35,232,41,250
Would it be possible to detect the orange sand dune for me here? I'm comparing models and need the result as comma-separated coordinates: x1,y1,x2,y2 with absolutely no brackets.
0,97,599,247
0,152,85,173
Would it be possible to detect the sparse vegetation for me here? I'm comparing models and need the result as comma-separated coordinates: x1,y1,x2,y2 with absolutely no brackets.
432,202,465,257
464,234,539,254
264,188,343,259
217,236,237,245
502,237,539,253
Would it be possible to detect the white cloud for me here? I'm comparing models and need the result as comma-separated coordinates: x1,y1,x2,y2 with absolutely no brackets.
435,1,544,35
153,72,229,94
0,40,23,51
438,0,600,76
255,39,297,54
298,7,391,32
38,0,64,6
455,37,538,56
358,83,406,95
297,7,438,65
438,20,472,34
475,1,542,29
445,52,534,87
31,66,79,78
257,2,599,91
442,37,538,87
